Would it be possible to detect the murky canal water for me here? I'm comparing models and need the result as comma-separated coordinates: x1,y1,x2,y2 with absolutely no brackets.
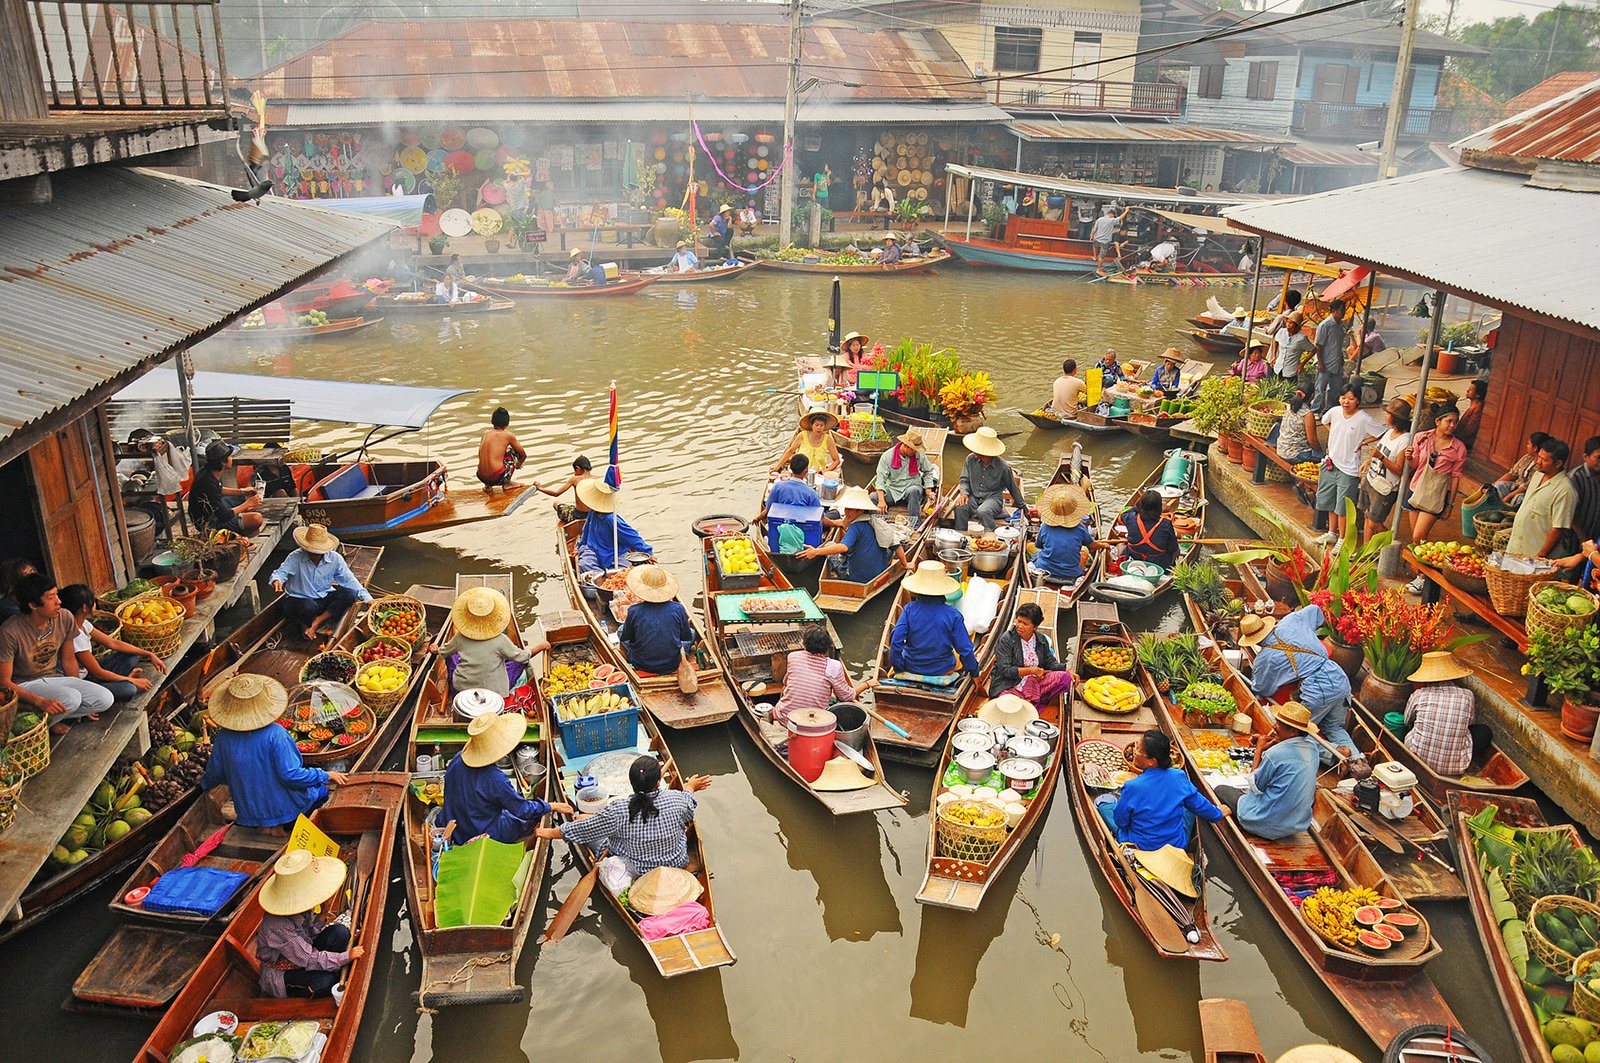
1,270,1515,1062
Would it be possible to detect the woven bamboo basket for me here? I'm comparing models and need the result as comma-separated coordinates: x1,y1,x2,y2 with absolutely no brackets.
1485,557,1547,617
355,659,413,718
1491,527,1513,552
1576,949,1600,1023
1526,581,1599,642
6,714,50,781
0,761,23,835
364,595,427,644
298,650,360,687
1443,563,1490,598
1473,512,1515,553
1528,894,1600,978
355,635,413,664
1244,401,1285,439
116,592,186,653
1264,463,1294,484
935,802,1007,863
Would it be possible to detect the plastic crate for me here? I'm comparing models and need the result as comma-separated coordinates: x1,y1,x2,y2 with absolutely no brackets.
551,682,641,758
711,535,764,591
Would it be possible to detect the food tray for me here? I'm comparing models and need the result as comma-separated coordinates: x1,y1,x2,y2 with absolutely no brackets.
714,589,824,623
733,628,810,658
711,535,765,591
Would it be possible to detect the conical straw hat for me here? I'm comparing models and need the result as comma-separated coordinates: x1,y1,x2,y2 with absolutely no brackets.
977,693,1037,730
1409,650,1470,683
628,866,703,915
451,586,511,641
1130,844,1197,898
963,426,1006,457
208,673,288,731
1037,483,1092,528
259,849,347,916
576,478,616,513
902,560,958,597
812,756,875,791
836,486,876,513
626,565,679,603
462,711,527,768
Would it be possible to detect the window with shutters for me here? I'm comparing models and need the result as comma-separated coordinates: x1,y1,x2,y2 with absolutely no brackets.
993,27,1042,73
1196,64,1225,99
1246,61,1279,100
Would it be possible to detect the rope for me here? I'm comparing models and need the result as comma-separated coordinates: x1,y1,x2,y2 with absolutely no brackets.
416,951,514,1013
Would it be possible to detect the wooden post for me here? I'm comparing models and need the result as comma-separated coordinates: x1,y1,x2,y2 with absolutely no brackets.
0,0,49,119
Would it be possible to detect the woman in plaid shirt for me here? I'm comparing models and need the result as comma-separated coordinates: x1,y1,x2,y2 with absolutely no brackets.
1403,651,1482,775
537,756,710,877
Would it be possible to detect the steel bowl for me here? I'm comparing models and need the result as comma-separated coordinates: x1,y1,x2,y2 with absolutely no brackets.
970,547,1010,574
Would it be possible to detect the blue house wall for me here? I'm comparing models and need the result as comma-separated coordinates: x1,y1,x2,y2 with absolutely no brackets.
1294,52,1444,109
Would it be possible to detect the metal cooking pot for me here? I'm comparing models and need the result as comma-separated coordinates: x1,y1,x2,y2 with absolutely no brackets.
952,731,993,755
970,546,1010,574
1005,733,1051,768
998,756,1044,794
933,528,967,551
954,750,997,785
955,717,992,735
1024,719,1060,743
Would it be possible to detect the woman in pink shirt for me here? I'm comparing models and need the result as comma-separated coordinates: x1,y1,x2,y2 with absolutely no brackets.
1404,405,1468,545
1228,340,1271,383
773,627,875,722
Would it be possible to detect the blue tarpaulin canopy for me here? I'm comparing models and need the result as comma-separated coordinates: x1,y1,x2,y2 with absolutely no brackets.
296,194,435,228
116,367,472,429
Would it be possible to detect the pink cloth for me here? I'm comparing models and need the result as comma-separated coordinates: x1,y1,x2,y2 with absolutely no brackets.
890,443,920,477
774,651,854,721
1011,670,1074,709
1410,428,1467,488
639,901,712,940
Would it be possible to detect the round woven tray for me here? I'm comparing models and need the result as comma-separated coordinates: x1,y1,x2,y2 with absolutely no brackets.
365,595,427,644
1526,580,1598,642
298,650,360,687
1528,894,1600,978
1080,637,1136,678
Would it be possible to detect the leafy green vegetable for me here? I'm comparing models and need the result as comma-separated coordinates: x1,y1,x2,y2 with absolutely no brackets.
1487,866,1519,925
435,837,525,929
1504,916,1529,978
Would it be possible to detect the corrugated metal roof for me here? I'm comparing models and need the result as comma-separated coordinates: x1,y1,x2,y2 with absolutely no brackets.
1505,71,1600,117
258,18,982,104
1201,10,1484,57
1454,74,1600,173
1007,120,1287,146
946,163,1277,206
277,98,1009,127
1224,166,1600,334
0,168,395,457
118,369,471,429
1275,144,1379,168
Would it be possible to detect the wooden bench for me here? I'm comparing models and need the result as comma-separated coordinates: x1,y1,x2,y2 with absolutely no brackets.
1402,548,1529,651
107,397,292,449
1241,431,1327,531
546,224,653,251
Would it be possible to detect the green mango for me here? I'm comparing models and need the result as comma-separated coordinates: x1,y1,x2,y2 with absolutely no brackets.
1556,1045,1585,1063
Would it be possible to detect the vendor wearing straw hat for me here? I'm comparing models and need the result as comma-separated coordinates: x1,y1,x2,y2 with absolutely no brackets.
839,330,873,377
1030,482,1096,584
443,712,572,845
706,203,734,260
874,427,937,520
426,586,546,697
1150,348,1184,394
889,561,980,680
574,476,653,574
954,427,1022,532
1094,730,1226,851
1242,603,1358,764
797,485,907,583
618,565,699,678
270,523,372,641
199,674,350,830
535,754,712,878
878,233,902,265
1403,650,1485,776
255,849,363,998
668,239,699,274
772,405,842,475
1213,701,1320,840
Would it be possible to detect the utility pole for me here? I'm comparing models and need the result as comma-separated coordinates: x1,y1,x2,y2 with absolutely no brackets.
1376,0,1421,180
778,0,802,247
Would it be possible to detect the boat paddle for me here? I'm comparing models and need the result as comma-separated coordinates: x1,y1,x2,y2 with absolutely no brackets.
543,845,603,945
862,665,912,739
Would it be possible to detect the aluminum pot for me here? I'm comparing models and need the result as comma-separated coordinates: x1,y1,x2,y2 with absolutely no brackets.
1024,719,1060,743
955,717,992,735
970,547,1010,574
951,731,993,755
954,749,997,785
1004,733,1051,768
933,528,967,551
999,756,1044,795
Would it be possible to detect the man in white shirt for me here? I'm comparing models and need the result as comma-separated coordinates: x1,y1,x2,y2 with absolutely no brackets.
1273,314,1313,379
1508,438,1579,557
1149,239,1178,269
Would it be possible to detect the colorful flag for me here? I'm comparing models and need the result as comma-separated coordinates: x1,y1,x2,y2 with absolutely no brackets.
604,385,621,488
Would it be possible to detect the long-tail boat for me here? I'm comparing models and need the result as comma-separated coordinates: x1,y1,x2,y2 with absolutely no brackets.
1090,449,1205,608
1198,998,1269,1063
294,459,535,543
756,250,950,275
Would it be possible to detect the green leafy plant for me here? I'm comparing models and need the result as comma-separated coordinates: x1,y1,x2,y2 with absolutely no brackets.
893,197,922,225
1303,500,1392,639
434,837,529,929
1191,376,1251,436
1525,625,1600,703
981,200,1008,232
874,340,963,411
1172,559,1233,615
1135,631,1206,689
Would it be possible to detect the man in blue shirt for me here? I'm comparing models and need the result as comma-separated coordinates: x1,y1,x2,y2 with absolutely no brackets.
1214,702,1320,840
1241,606,1358,762
270,524,371,640
1096,730,1226,849
889,561,980,678
618,565,698,676
668,240,699,273
1030,482,1095,584
1150,349,1184,394
444,712,572,845
797,486,906,583
200,674,347,829
758,455,824,555
706,204,734,260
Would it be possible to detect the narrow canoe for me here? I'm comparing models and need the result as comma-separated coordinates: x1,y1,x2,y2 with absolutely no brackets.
130,772,408,1063
1018,407,1129,434
1198,998,1269,1063
813,490,956,615
1181,326,1247,353
403,574,552,1008
556,517,739,728
640,258,757,283
1062,605,1227,959
941,235,1098,273
914,588,1066,911
1091,450,1206,607
1025,451,1101,611
228,316,383,341
469,275,659,297
699,532,905,815
293,459,535,543
756,251,950,275
374,294,514,314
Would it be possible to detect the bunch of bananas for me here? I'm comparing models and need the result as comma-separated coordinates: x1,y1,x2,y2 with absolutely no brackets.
1301,886,1382,947
544,661,596,696
1083,675,1142,714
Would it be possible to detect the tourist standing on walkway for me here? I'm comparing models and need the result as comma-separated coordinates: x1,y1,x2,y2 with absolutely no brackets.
1312,299,1348,412
1456,379,1488,452
1273,314,1312,380
1314,385,1382,548
1507,437,1578,559
1401,406,1467,581
1358,399,1412,543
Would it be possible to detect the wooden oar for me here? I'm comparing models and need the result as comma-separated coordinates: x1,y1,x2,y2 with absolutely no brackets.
1342,806,1405,855
862,665,912,739
543,860,599,945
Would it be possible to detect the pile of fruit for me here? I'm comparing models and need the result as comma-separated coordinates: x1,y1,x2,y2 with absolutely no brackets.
279,700,365,755
1292,461,1321,481
1412,540,1478,567
296,310,331,327
117,595,184,628
1082,675,1142,713
1176,681,1236,721
1448,551,1488,579
357,639,408,665
941,801,1006,828
1195,731,1235,750
544,660,611,696
1191,748,1246,775
1300,885,1384,947
1542,1017,1600,1063
356,662,408,696
555,687,632,721
1535,585,1597,618
715,537,762,576
1083,644,1134,673
766,247,869,266
301,652,357,685
371,600,423,640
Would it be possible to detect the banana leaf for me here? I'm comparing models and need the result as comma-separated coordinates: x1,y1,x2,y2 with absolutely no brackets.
435,837,525,929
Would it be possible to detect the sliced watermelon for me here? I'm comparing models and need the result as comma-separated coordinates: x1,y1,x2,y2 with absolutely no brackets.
1384,910,1422,934
1353,904,1385,927
1374,922,1404,942
1357,930,1393,952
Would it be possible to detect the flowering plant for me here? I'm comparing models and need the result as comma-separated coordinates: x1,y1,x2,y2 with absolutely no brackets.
1334,588,1487,682
936,372,997,417
874,339,962,409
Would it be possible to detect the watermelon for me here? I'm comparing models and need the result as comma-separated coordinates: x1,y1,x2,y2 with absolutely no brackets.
1375,897,1405,910
1353,905,1385,927
1357,930,1393,952
1385,911,1422,934
1374,922,1404,942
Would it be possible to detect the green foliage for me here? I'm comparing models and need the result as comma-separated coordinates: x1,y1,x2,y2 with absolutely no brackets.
1135,631,1206,688
1191,376,1251,435
1526,625,1600,701
873,340,963,410
1454,5,1600,100
434,837,528,929
1172,559,1232,614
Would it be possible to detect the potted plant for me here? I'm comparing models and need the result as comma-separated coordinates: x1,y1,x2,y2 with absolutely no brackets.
1341,588,1487,716
1213,507,1324,606
1526,626,1600,741
505,211,536,250
893,197,922,229
980,200,1008,238
428,234,449,256
1306,500,1394,680
1191,376,1250,462
935,372,997,434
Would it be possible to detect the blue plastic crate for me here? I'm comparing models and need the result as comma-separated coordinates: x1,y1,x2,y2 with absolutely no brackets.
140,866,251,916
552,682,640,758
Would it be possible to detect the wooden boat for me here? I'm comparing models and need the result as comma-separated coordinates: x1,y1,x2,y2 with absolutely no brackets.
1025,449,1101,607
403,574,552,1008
2,546,382,942
556,516,738,728
1101,267,1247,287
1124,360,1215,444
469,275,659,297
756,250,950,275
868,482,1028,762
293,458,535,542
699,531,906,815
73,788,287,1012
343,583,455,773
640,257,757,283
1345,697,1528,806
374,293,513,315
1198,998,1269,1063
543,652,736,976
941,223,1100,274
228,315,382,341
283,277,388,319
1450,791,1569,1063
131,772,407,1063
1092,449,1206,607
1018,405,1130,434
1181,325,1248,354
1062,606,1227,958
813,490,956,615
915,590,1066,910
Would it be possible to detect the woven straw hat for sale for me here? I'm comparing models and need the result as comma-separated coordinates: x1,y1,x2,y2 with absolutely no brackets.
629,867,703,915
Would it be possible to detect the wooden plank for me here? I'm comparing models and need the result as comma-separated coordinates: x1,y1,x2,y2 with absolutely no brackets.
73,925,215,1010
1199,998,1269,1063
1403,548,1528,651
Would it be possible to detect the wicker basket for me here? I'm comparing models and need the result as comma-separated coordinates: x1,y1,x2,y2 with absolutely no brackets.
935,802,1008,864
354,659,413,718
1491,527,1513,553
1526,581,1599,642
116,592,186,652
1080,638,1136,677
1485,557,1548,617
1244,401,1286,439
1528,894,1600,977
355,635,413,665
298,650,360,687
1444,564,1490,598
6,713,50,781
1264,463,1294,484
1473,512,1515,553
365,595,427,644
0,763,22,835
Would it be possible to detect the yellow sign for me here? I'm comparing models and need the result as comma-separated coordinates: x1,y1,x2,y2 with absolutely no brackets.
1085,367,1104,408
286,814,340,858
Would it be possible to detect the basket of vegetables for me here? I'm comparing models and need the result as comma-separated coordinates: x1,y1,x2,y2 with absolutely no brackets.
365,594,426,644
1527,894,1600,978
6,707,50,781
1527,581,1598,641
1176,681,1237,728
935,800,1008,863
298,650,360,686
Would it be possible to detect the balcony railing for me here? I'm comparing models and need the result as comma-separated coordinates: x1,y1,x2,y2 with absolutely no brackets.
1290,101,1457,139
994,76,1183,117
29,0,227,111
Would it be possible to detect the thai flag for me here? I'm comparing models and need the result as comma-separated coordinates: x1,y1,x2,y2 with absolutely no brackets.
604,385,621,489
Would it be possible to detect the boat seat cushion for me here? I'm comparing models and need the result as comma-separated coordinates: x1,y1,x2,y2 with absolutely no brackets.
318,464,386,502
350,485,387,500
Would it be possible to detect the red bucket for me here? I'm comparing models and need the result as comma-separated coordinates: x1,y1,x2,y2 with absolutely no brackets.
786,708,837,783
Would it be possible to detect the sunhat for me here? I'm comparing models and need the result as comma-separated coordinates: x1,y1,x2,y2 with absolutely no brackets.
1409,649,1471,684
674,240,686,249
1275,1048,1362,1063
1236,613,1277,648
451,586,511,641
1129,844,1197,898
717,203,732,213
259,849,347,916
1274,701,1319,736
208,673,288,731
461,710,527,768
569,247,586,258
812,756,875,791
629,866,703,915
836,486,876,513
1246,336,1271,351
896,427,928,452
881,233,897,242
902,559,958,597
963,426,1006,457
576,478,616,513
1037,483,1092,528
1161,347,1183,363
977,693,1038,730
1232,306,1247,316
627,565,680,603
293,523,340,554
800,404,840,431
841,331,869,348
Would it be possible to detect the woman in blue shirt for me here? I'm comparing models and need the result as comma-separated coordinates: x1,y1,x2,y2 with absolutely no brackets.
889,562,979,678
1029,482,1096,585
1149,349,1184,394
200,674,347,830
443,712,571,845
1095,730,1225,850
618,565,698,676
797,486,907,583
575,477,653,574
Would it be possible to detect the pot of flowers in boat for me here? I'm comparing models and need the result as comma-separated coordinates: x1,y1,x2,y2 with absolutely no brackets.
1337,587,1487,717
936,372,996,436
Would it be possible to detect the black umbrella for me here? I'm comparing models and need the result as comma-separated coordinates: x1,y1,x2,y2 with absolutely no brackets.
827,275,841,354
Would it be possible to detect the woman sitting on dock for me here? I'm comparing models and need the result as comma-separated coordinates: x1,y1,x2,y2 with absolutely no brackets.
536,454,595,523
1094,730,1226,849
536,755,711,878
575,478,653,574
1272,391,1321,467
444,712,571,845
199,675,350,830
1118,490,1179,572
986,602,1072,709
888,562,980,681
427,586,544,696
60,583,166,703
771,407,842,476
618,566,699,677
256,849,364,999
774,627,875,723
1029,484,1095,585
